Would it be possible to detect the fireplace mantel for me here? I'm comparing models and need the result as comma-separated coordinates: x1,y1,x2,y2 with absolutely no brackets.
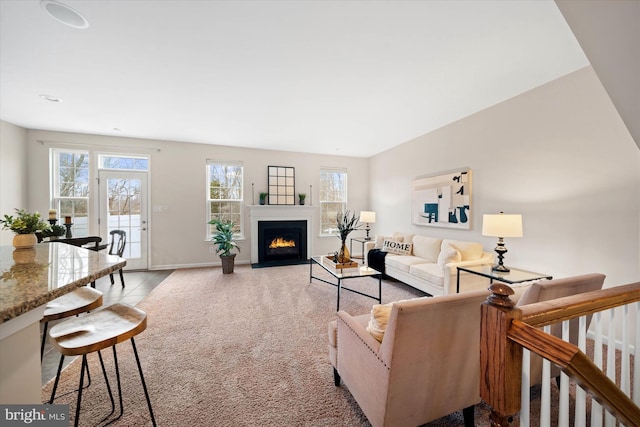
248,205,315,264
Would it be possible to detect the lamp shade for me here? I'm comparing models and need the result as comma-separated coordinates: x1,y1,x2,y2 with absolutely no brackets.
359,211,376,223
482,213,523,238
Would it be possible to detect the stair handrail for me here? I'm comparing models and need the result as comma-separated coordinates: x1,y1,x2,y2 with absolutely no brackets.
480,281,640,426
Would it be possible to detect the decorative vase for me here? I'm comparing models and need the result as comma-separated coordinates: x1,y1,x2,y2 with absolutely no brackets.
220,253,236,274
13,233,37,249
259,198,266,206
337,240,350,263
299,199,305,206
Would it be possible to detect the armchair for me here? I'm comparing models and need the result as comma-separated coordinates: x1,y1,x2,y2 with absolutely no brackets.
328,289,491,427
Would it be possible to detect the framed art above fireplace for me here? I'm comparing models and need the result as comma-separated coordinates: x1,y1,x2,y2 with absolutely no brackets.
268,166,295,205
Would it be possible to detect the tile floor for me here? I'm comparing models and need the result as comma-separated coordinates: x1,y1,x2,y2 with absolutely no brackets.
40,269,174,386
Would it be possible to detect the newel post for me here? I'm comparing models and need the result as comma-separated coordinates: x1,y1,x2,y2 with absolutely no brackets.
480,283,523,426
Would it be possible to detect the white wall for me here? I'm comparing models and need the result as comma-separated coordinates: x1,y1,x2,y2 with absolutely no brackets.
23,130,370,269
370,66,640,287
0,121,27,246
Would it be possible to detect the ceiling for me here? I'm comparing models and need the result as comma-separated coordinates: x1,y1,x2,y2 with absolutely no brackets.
0,0,589,158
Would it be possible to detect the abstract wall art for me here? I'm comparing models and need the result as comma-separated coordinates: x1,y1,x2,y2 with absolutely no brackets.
411,168,472,229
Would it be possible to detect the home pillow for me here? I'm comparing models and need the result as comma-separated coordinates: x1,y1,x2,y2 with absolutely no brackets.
382,239,412,255
366,302,393,342
437,244,462,268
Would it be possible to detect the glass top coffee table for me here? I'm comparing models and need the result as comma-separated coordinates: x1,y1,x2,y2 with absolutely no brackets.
310,256,382,311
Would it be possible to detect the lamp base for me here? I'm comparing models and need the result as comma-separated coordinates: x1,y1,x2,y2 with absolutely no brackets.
492,264,510,273
493,238,510,273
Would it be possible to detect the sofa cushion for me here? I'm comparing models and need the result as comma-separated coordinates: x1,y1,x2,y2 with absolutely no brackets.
411,235,442,263
393,232,414,244
443,239,483,261
385,255,428,273
382,239,412,255
410,262,445,287
374,235,393,249
366,303,393,342
437,244,462,268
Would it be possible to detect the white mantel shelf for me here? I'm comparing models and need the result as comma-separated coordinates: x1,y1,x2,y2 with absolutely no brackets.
248,205,316,264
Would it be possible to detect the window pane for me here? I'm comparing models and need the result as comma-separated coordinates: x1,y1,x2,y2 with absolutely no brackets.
100,155,149,171
207,162,243,237
320,169,347,235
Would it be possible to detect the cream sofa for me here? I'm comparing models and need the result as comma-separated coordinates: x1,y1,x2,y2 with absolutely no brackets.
365,232,493,296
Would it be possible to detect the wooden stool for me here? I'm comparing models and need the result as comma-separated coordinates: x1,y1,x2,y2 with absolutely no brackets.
41,286,103,360
48,303,156,427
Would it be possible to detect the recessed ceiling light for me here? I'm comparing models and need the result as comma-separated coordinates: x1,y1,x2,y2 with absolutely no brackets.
40,0,89,29
39,94,62,103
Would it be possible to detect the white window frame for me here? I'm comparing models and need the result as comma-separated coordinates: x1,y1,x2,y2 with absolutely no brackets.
51,148,91,237
319,168,347,236
206,160,244,239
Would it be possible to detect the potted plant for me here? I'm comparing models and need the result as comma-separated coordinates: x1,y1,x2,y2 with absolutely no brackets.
298,193,306,205
335,210,361,263
42,224,67,240
1,208,51,249
208,218,241,274
259,192,268,205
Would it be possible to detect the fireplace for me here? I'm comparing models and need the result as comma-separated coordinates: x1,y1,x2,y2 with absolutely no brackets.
257,220,307,266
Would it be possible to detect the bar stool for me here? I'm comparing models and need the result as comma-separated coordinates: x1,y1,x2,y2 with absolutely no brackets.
41,286,103,360
48,303,156,427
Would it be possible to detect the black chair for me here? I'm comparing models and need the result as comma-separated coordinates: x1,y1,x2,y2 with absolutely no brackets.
108,230,126,288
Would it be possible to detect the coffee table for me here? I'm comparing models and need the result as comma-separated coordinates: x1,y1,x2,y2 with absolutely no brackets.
310,256,382,311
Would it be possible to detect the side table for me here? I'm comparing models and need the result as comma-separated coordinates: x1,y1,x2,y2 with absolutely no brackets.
350,237,371,260
456,265,552,293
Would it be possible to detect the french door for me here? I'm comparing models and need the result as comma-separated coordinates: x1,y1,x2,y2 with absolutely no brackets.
98,170,148,270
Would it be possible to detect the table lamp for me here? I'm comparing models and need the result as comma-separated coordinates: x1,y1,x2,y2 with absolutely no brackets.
482,212,522,272
359,211,376,240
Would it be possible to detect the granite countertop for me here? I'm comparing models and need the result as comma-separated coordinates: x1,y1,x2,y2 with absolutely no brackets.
0,243,126,323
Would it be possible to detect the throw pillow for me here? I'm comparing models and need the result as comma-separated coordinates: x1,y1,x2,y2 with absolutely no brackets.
382,239,412,255
366,303,393,342
437,245,462,268
374,235,393,249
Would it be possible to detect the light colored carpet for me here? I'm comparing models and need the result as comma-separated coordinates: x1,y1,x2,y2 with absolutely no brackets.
41,264,604,426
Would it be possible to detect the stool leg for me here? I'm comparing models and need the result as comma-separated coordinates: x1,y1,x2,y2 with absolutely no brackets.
48,354,65,404
41,321,49,361
97,350,116,423
111,345,125,423
131,337,157,426
73,355,88,427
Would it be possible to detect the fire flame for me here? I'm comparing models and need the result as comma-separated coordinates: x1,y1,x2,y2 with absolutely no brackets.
269,237,296,249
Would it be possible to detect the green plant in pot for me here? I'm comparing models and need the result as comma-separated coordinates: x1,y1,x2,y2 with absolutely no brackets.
1,208,51,249
42,224,66,240
259,192,268,205
298,193,306,205
336,210,360,263
208,218,240,274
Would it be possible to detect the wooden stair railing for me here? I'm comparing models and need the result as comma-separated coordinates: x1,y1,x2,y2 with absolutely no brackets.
480,281,640,426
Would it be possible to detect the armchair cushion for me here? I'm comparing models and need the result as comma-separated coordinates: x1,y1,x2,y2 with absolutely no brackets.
366,303,393,342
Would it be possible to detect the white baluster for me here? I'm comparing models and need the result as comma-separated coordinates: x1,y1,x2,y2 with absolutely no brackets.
605,308,616,427
592,311,603,427
621,305,630,396
634,302,640,406
521,349,530,427
575,315,587,426
541,325,551,427
559,320,570,426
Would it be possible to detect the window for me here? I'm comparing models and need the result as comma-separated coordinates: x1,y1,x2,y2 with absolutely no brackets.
99,155,149,171
207,160,243,237
52,149,90,237
319,168,347,235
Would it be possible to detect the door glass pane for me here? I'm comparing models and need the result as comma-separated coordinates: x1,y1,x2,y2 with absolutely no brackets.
107,177,142,259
